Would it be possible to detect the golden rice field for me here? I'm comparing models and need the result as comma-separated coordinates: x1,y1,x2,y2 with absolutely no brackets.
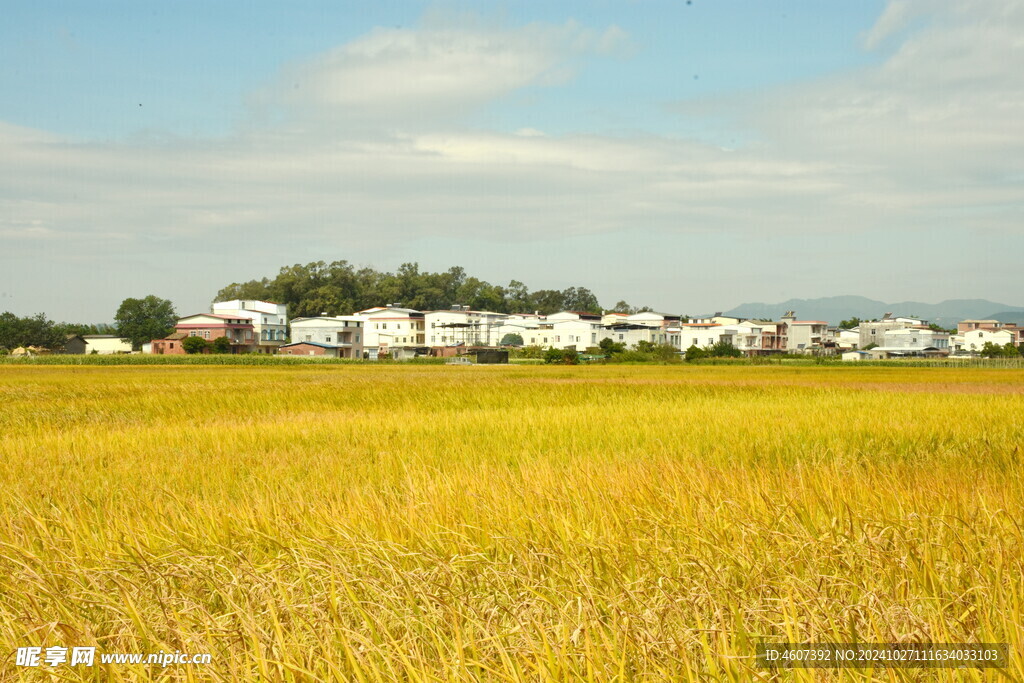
0,364,1022,681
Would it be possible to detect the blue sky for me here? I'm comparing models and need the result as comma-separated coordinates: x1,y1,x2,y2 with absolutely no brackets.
2,0,1021,321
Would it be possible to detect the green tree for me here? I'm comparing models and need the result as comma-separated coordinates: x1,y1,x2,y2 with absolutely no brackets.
839,317,862,329
544,347,579,365
517,345,546,359
981,341,1020,358
181,336,209,354
598,337,626,355
708,341,743,358
684,345,706,362
528,289,567,315
651,343,680,361
115,296,177,350
211,336,232,354
0,312,66,351
500,333,524,347
505,280,530,313
561,287,600,314
611,300,637,314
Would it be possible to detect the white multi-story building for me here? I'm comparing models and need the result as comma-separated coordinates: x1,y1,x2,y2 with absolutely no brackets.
282,316,364,358
835,327,860,350
882,327,949,353
212,299,288,353
550,320,604,350
425,307,507,347
679,323,728,350
964,328,1017,353
352,306,426,359
780,312,830,353
858,313,925,350
626,312,684,348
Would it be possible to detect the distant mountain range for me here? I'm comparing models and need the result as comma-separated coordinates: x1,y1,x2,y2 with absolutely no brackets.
720,296,1024,326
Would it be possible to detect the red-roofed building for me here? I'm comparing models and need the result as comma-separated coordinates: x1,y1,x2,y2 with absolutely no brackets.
151,314,258,354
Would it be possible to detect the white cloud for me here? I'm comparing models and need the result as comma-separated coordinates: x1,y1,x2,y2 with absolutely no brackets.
257,18,627,130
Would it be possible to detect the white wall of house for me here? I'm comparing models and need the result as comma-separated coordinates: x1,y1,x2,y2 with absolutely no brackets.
786,321,829,353
213,300,288,347
723,323,764,354
549,320,603,350
964,328,1015,352
836,329,860,350
679,325,727,349
883,327,949,351
84,336,132,354
601,312,630,326
289,317,364,357
624,312,665,328
425,310,508,346
494,321,540,345
601,325,670,349
353,307,425,354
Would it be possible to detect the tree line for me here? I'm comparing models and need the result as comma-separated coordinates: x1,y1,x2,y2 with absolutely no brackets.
1,296,177,352
215,261,653,318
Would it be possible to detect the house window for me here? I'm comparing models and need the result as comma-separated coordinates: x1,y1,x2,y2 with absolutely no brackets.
305,335,312,342
325,336,332,343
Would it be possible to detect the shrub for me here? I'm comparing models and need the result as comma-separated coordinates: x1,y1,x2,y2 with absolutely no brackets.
181,336,210,354
211,336,232,354
599,338,626,355
544,348,579,364
500,333,524,347
684,345,706,362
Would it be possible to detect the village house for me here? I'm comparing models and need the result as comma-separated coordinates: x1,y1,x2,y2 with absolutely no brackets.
151,314,257,354
679,322,729,350
352,306,426,359
781,312,830,353
280,316,364,358
64,334,132,354
425,306,507,348
864,327,950,358
212,300,288,354
963,328,1018,353
859,313,924,349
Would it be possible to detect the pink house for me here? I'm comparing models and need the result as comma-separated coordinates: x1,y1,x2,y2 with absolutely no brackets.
151,314,258,354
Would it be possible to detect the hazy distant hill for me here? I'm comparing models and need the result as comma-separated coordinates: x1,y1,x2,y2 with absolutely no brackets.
722,296,1024,326
987,311,1024,325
